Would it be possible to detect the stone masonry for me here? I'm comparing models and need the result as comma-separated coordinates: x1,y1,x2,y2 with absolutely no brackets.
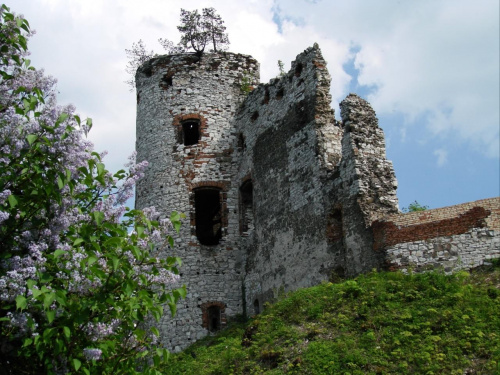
135,45,500,352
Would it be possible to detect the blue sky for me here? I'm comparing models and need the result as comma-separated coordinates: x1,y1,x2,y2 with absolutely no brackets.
10,0,500,210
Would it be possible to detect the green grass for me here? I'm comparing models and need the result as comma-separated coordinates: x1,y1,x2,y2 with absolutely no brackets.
162,261,500,374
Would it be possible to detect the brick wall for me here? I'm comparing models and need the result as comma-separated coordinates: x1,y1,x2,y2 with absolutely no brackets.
375,198,500,272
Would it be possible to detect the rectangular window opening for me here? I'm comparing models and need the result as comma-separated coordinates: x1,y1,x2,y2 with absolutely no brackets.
195,188,222,246
182,120,200,146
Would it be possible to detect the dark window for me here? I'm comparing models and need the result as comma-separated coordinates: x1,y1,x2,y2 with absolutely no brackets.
237,133,246,151
160,74,173,89
276,88,284,100
295,62,303,77
195,188,222,245
208,306,221,332
251,111,259,122
182,120,200,146
254,299,260,314
262,88,270,104
240,180,254,234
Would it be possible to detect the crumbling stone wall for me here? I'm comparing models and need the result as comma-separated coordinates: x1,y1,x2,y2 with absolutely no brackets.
233,45,343,311
135,46,499,352
375,198,500,272
332,94,400,276
234,46,400,309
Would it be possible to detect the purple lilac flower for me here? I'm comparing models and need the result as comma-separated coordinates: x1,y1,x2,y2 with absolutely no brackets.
83,348,102,361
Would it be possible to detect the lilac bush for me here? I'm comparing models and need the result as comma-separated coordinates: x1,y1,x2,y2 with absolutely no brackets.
0,5,185,374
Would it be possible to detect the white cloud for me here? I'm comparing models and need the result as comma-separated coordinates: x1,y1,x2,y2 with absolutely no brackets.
271,0,499,158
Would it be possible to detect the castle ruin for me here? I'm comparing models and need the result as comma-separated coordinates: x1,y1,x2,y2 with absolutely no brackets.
135,45,500,352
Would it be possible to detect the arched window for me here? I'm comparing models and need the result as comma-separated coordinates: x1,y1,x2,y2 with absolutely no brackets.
253,299,260,315
194,188,222,245
182,119,200,146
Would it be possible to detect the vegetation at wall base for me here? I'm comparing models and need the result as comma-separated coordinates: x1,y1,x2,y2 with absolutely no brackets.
162,261,500,374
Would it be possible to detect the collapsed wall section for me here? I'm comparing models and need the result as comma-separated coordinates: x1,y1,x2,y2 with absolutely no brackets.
135,52,258,351
374,197,500,272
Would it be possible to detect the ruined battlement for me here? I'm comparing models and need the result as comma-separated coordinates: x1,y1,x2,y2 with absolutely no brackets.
135,46,499,352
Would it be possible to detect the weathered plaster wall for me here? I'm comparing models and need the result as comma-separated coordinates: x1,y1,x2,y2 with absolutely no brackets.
375,198,500,272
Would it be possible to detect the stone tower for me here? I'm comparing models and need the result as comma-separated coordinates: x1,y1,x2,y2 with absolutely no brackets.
135,46,401,351
135,52,259,351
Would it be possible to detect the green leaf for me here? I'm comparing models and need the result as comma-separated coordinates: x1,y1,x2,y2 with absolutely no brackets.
55,290,67,307
31,288,42,298
86,117,93,130
63,326,71,339
97,162,105,176
53,249,66,258
112,256,120,271
93,211,104,226
131,246,141,259
104,237,122,248
73,358,81,371
87,255,97,266
46,310,55,323
73,238,84,246
43,292,56,309
39,272,53,283
15,295,27,310
177,286,187,299
56,112,69,125
57,175,64,189
27,134,37,145
7,194,18,208
168,301,177,316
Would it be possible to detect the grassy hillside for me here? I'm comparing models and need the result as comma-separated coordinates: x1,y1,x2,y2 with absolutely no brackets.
162,262,500,374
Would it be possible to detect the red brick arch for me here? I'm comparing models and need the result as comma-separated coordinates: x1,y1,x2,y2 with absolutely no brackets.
172,113,208,144
201,301,226,331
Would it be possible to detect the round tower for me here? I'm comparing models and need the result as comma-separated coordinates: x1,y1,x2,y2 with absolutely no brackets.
135,52,259,351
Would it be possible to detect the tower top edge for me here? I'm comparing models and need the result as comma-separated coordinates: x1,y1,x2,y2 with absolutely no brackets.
137,51,258,75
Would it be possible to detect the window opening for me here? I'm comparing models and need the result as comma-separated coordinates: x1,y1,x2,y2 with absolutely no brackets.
251,111,259,122
208,306,221,332
195,188,222,245
237,133,246,151
240,180,254,234
182,120,200,146
254,299,260,315
262,88,270,104
276,88,284,100
160,74,173,89
295,62,303,77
